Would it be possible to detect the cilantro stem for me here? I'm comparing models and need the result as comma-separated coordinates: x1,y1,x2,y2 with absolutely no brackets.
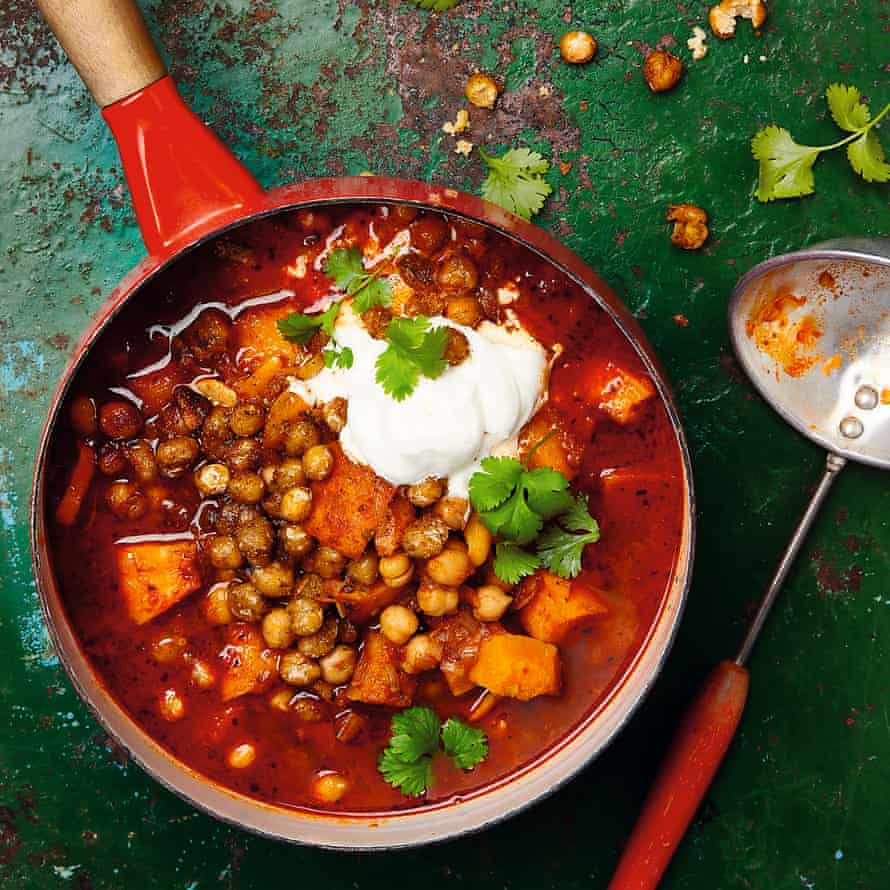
810,102,890,153
522,430,557,468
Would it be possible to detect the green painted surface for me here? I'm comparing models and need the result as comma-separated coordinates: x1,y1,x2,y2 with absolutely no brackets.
1,0,889,886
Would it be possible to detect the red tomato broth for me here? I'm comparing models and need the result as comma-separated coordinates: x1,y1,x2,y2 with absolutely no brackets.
45,203,685,814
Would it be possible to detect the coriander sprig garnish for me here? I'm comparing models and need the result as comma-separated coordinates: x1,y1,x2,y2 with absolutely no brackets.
323,247,392,314
752,83,890,201
375,316,449,401
378,707,488,797
479,146,553,220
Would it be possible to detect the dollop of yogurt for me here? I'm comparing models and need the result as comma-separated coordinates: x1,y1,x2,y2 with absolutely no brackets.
289,305,548,498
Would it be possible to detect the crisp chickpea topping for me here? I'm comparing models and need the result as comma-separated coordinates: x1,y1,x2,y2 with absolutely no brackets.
643,49,684,93
687,26,708,60
465,72,500,109
667,204,709,250
709,0,767,38
559,30,597,64
442,108,470,134
454,139,474,157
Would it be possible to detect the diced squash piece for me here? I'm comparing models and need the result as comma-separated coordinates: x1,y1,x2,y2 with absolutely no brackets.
262,389,309,449
330,580,402,625
430,610,501,696
374,493,415,557
305,445,395,560
129,363,190,416
116,540,202,625
233,355,285,402
219,624,277,701
518,570,608,644
346,631,416,707
519,407,581,480
586,360,655,425
470,634,561,700
234,305,297,363
55,442,95,525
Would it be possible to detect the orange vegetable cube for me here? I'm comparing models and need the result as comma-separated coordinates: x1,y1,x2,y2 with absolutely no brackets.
116,540,202,625
128,363,190,416
328,580,401,625
519,408,580,480
586,360,655,425
469,634,561,700
346,631,416,707
233,355,285,403
305,445,395,560
518,570,608,644
233,305,297,363
219,624,278,702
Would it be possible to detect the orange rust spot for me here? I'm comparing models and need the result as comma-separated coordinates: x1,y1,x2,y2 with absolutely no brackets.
746,290,823,378
822,354,842,376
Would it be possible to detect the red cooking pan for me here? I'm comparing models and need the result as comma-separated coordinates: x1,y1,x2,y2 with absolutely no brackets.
30,0,695,848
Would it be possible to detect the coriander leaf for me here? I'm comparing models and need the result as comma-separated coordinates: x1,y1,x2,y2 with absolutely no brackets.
493,541,541,585
375,316,449,401
276,303,339,346
378,749,433,797
826,83,871,133
481,488,543,546
323,247,392,314
442,718,488,770
389,707,442,762
322,344,354,369
468,457,525,512
522,467,575,520
536,495,601,580
847,130,890,183
480,147,553,220
406,0,460,9
751,126,820,202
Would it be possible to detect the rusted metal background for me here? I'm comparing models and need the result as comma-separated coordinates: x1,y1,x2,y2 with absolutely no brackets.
1,1,889,887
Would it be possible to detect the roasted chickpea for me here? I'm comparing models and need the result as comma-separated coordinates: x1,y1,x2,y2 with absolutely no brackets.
236,516,274,565
445,295,483,328
297,616,340,658
202,406,232,442
279,523,314,559
261,491,284,519
465,512,493,566
70,396,98,436
151,634,187,664
159,689,185,722
443,328,470,366
125,439,158,483
294,572,324,600
99,400,143,440
321,398,347,434
313,679,336,701
97,442,128,477
402,515,449,559
163,387,210,435
292,697,327,722
207,534,244,569
437,253,479,292
560,30,597,64
262,608,296,649
465,71,500,108
279,486,312,523
279,651,321,687
230,402,265,437
156,437,199,479
228,471,265,504
378,553,414,588
272,458,306,492
312,772,350,803
228,581,267,622
204,581,234,625
434,496,469,530
643,49,684,93
226,743,256,769
409,215,450,254
472,584,513,622
188,657,216,689
194,462,230,497
302,444,333,481
417,582,459,617
251,560,294,598
347,551,379,586
319,645,357,685
288,596,326,636
402,634,443,674
667,203,709,250
426,541,472,587
106,481,148,520
306,545,346,580
284,420,320,457
269,688,295,712
380,605,419,645
225,437,261,472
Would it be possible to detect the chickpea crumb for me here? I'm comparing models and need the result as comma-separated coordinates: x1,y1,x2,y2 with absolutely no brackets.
709,0,767,39
442,108,470,134
559,30,597,64
673,313,691,328
465,72,499,109
667,204,709,250
687,25,708,60
642,49,684,93
454,139,474,157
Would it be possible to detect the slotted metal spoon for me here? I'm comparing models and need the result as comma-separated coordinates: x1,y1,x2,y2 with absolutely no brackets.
609,239,890,890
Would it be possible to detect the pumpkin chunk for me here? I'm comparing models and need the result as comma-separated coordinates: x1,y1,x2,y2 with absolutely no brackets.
469,634,561,700
345,631,416,707
519,407,581,480
586,360,655,425
305,445,395,560
518,570,608,644
116,540,201,625
219,623,277,701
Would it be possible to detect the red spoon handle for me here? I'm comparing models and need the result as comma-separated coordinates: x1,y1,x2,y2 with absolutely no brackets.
608,660,750,890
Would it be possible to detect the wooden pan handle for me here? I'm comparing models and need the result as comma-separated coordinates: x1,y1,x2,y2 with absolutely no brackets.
36,0,166,107
608,661,750,890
